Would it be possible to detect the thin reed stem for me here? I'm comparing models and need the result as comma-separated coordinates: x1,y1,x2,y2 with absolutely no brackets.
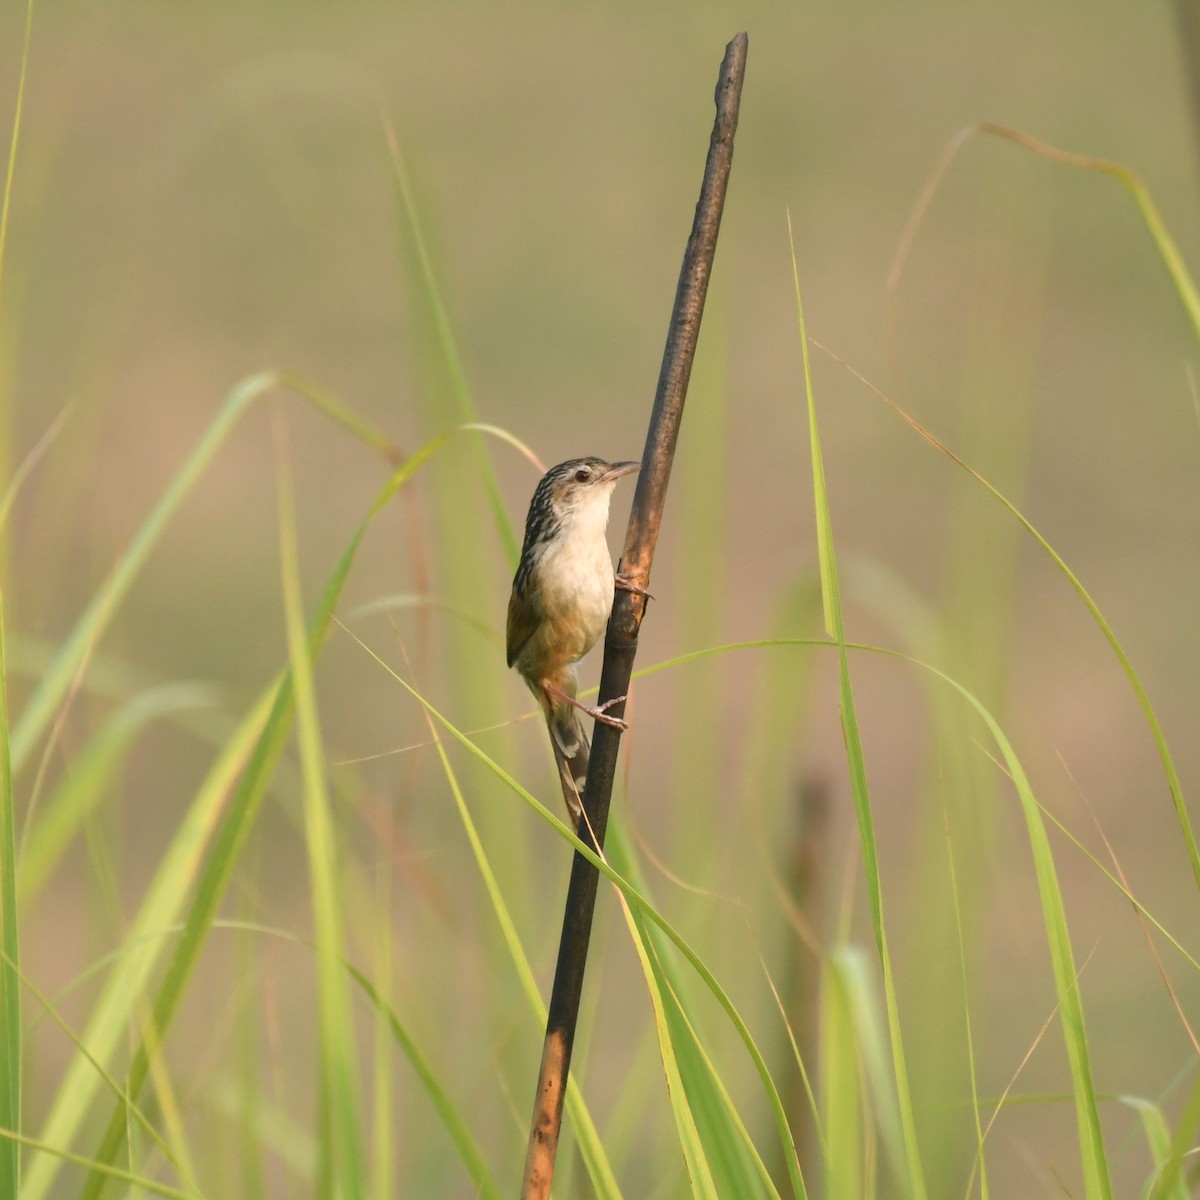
519,32,748,1199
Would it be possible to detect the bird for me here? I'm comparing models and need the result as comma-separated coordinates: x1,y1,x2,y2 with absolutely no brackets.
507,456,642,828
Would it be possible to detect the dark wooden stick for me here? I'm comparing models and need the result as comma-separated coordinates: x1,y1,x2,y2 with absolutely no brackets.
519,33,748,1199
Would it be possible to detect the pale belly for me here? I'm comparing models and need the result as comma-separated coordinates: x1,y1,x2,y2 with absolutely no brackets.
524,534,614,671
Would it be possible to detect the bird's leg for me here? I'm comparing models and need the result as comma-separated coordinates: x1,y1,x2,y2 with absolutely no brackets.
542,681,629,732
614,570,653,601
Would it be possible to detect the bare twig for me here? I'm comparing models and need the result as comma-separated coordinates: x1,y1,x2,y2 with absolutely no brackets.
519,32,748,1199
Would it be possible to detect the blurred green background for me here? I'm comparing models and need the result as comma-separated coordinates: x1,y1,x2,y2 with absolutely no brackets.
3,1,1199,1196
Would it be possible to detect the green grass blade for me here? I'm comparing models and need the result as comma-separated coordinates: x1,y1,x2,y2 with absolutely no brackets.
943,809,990,1200
8,924,187,1173
210,914,505,1198
22,416,528,1200
75,661,318,1198
672,635,1117,1197
346,964,503,1200
383,121,518,565
913,660,1114,1200
896,373,1197,894
68,426,499,1199
609,828,783,1200
398,658,615,1199
0,0,33,305
938,385,1189,889
0,402,71,536
0,590,21,1200
657,634,1116,1197
836,947,913,1189
788,216,927,1200
635,635,1144,1198
882,127,1199,892
1120,1095,1188,1200
134,995,201,1198
973,125,1200,346
0,1128,200,1200
1154,1069,1200,1200
17,683,218,905
276,442,364,1199
10,370,399,780
345,634,809,1199
618,898,719,1200
4,21,51,1178
820,951,867,1200
20,683,276,1200
367,848,393,1200
10,371,274,775
653,640,1197,972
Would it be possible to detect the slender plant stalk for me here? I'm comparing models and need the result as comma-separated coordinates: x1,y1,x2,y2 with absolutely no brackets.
0,591,19,1200
519,32,748,1199
1175,0,1200,172
0,3,34,1188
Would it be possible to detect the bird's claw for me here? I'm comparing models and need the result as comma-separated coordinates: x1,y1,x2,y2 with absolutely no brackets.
615,572,653,602
586,694,629,732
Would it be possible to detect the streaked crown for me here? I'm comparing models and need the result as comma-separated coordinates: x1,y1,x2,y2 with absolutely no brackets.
512,457,637,596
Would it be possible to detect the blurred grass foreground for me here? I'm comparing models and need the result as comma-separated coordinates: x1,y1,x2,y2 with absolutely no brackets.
3,3,1200,1198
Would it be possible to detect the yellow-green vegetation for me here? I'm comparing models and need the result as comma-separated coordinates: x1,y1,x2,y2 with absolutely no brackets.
2,4,1199,1198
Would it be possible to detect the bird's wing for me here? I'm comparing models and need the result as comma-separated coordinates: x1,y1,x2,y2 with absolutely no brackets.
506,585,540,668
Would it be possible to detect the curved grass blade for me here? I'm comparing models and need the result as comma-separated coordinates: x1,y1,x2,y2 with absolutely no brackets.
17,683,218,905
276,439,364,1200
346,963,503,1200
33,904,502,1199
608,827,783,1200
383,119,519,566
831,946,911,1192
0,0,33,303
662,632,1119,1198
10,370,398,779
973,124,1200,345
345,636,809,1200
942,805,990,1200
881,125,1199,891
877,353,1196,891
390,645,617,1200
819,950,868,1200
10,371,274,776
45,426,484,1200
2,5,44,1183
0,592,20,1200
1119,1094,1188,1200
0,1128,200,1200
0,402,72,535
230,917,504,1198
896,655,1114,1200
649,631,1118,1198
2,941,187,1179
788,216,927,1200
20,681,277,1200
619,898,719,1200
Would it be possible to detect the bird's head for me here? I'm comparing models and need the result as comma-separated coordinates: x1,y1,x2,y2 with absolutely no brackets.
528,457,639,532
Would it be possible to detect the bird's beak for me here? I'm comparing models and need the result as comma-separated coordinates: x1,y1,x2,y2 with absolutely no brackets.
601,461,640,483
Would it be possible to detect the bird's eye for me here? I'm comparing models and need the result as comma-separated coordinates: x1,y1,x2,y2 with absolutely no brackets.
574,467,590,483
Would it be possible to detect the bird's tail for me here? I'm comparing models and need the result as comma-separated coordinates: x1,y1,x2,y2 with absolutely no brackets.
547,709,589,830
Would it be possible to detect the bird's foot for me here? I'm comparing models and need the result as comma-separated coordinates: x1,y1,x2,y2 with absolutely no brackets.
615,571,653,601
543,681,630,733
583,694,629,732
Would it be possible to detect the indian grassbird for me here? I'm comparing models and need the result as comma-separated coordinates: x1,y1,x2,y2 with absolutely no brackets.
507,457,641,827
